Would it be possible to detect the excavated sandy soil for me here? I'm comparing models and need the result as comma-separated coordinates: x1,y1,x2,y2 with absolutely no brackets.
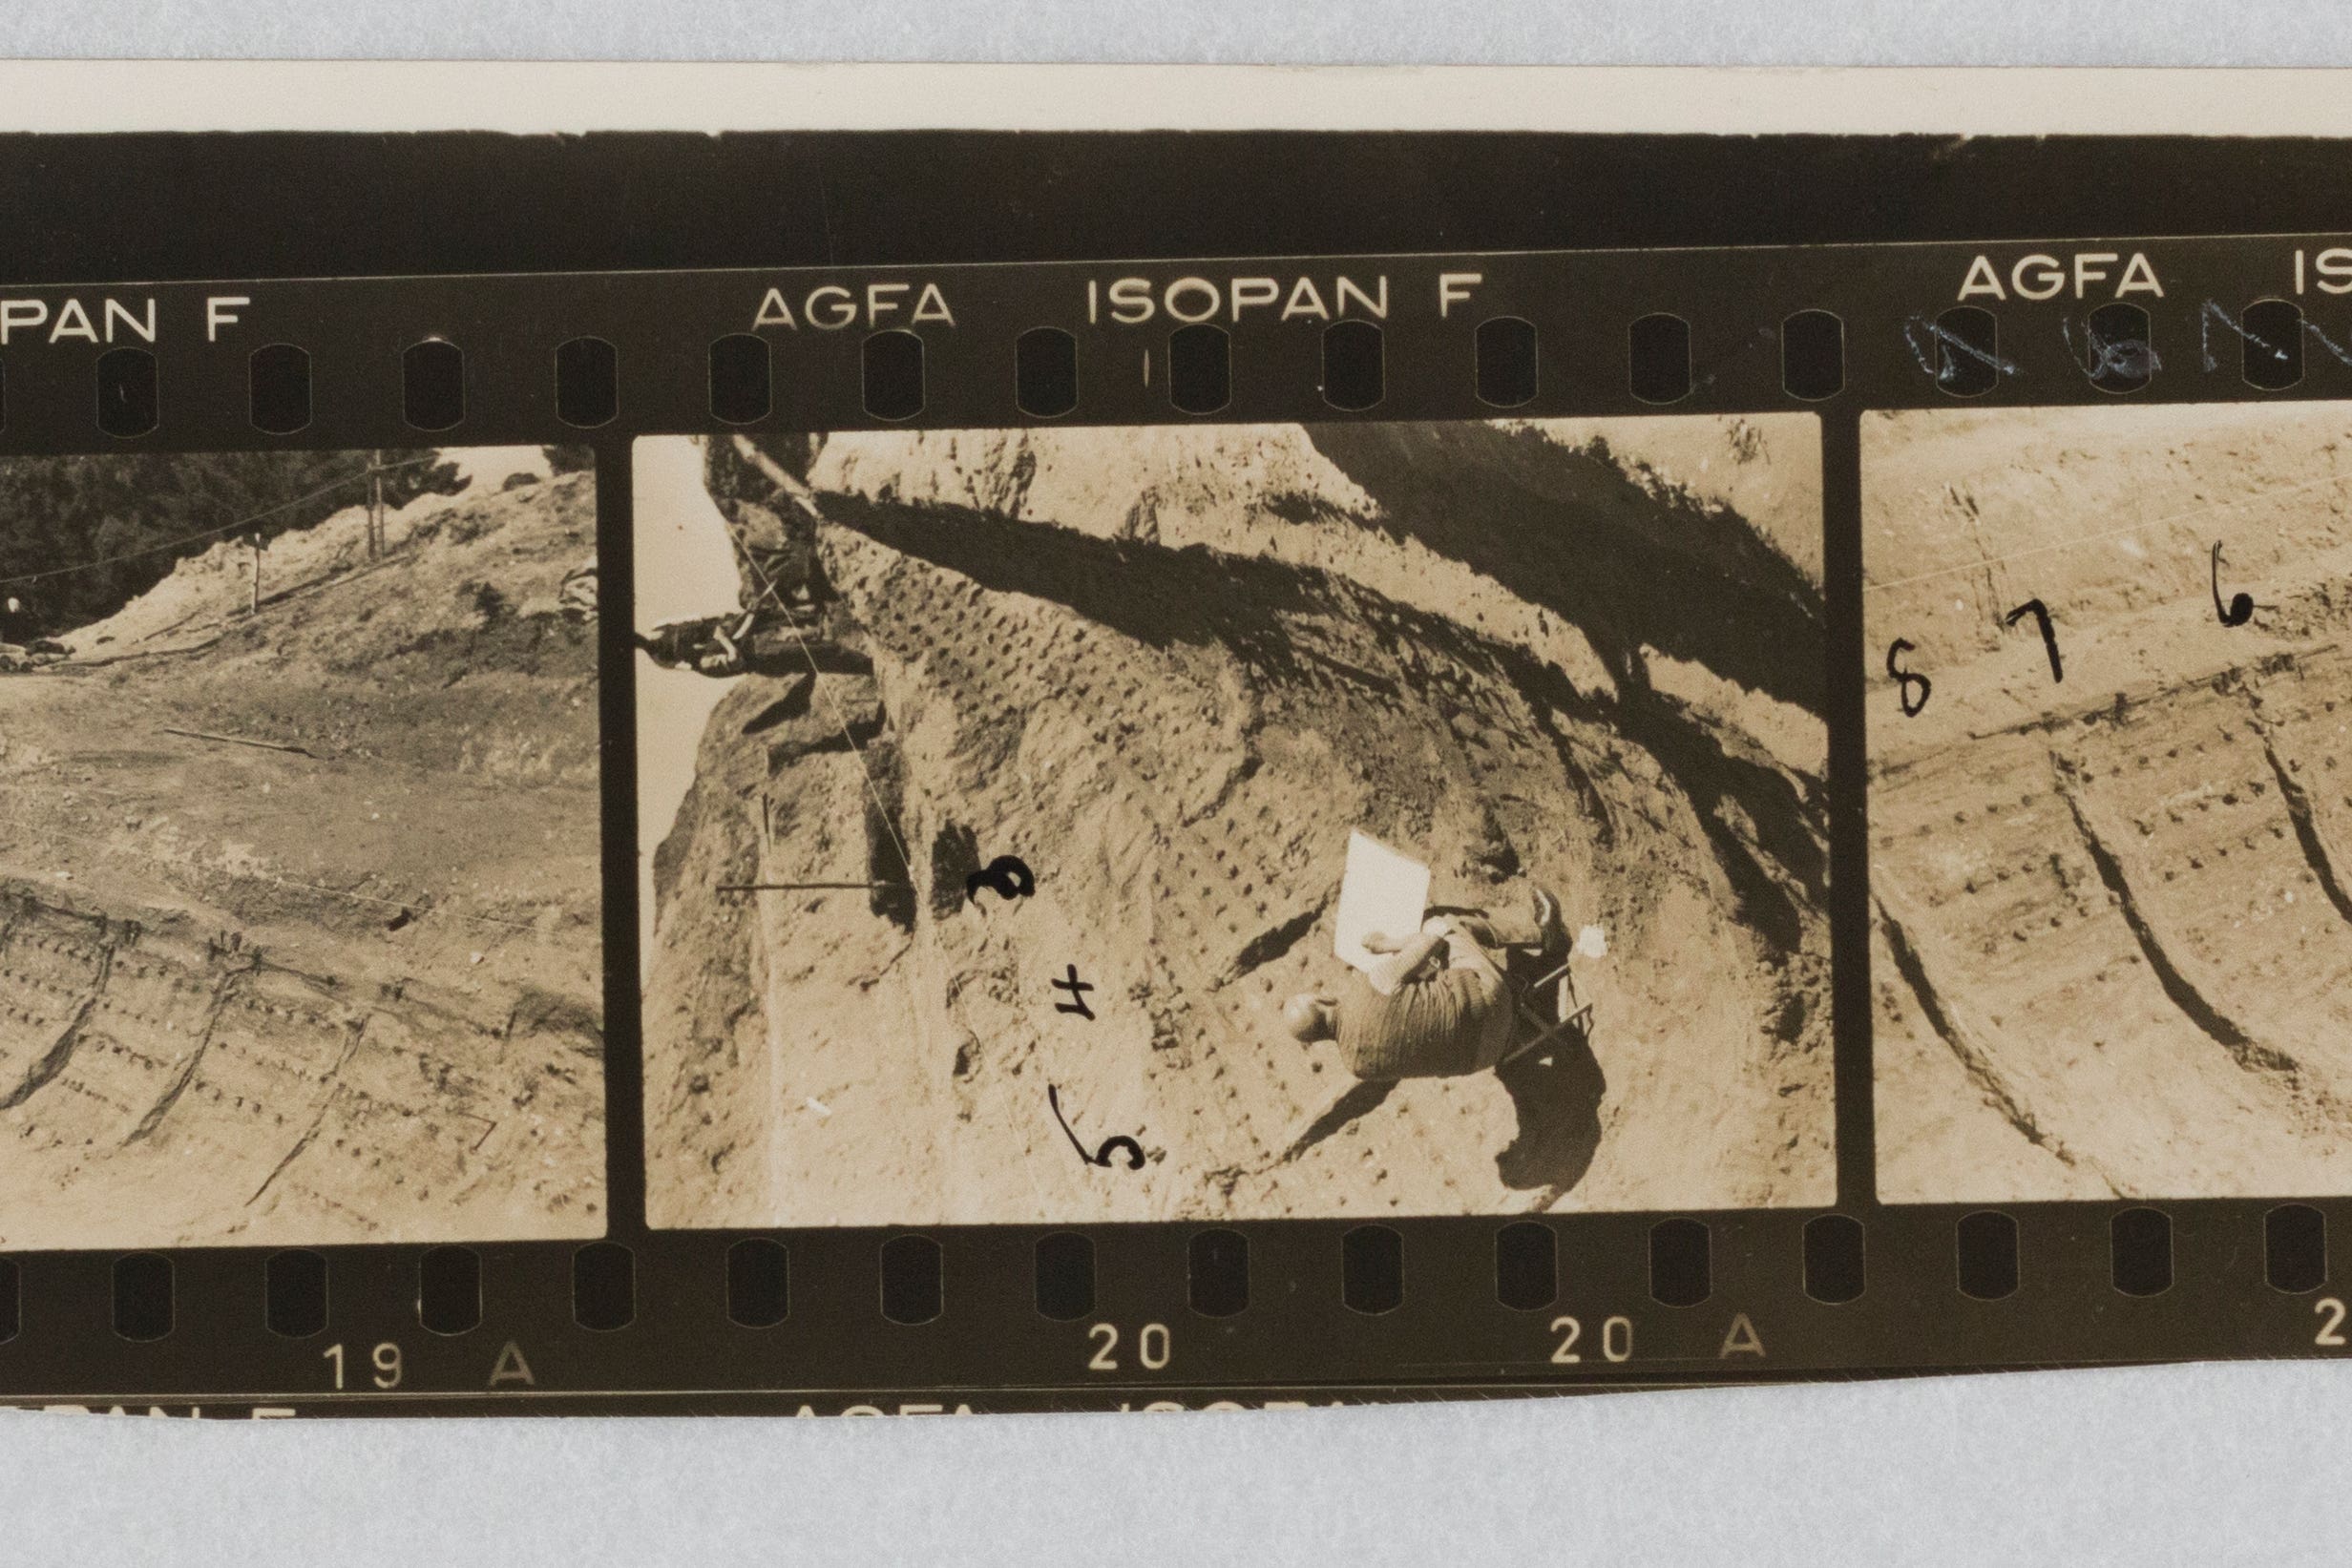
642,418,1834,1226
1867,402,2352,1202
0,460,604,1247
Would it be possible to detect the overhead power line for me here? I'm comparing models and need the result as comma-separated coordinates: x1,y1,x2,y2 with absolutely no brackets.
0,454,437,590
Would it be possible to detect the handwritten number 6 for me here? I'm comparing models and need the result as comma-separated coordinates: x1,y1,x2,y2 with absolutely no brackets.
1886,638,1932,718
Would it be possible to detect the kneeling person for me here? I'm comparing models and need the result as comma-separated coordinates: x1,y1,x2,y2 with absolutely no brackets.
1285,889,1564,1081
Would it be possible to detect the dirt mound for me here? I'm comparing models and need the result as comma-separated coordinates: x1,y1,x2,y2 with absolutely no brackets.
0,467,603,1247
644,420,1832,1225
1868,403,2352,1201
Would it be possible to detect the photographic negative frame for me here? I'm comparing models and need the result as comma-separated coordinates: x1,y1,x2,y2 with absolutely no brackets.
4,84,2352,1413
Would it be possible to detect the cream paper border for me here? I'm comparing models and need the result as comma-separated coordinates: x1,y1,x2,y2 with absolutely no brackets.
0,62,2344,136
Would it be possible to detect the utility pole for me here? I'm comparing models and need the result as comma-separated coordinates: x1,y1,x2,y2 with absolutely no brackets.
368,448,385,559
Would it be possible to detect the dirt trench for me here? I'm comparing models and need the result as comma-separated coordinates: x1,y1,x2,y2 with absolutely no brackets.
644,422,1835,1226
1867,404,2352,1202
0,466,607,1247
0,883,601,1247
1876,647,2352,1201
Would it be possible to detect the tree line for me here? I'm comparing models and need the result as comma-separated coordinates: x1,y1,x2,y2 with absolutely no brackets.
0,449,463,637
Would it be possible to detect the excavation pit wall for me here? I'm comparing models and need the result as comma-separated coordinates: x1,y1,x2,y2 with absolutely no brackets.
644,419,1835,1227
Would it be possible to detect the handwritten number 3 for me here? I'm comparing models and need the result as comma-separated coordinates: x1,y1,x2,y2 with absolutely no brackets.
1090,1135,1145,1171
1049,1085,1145,1171
965,854,1036,907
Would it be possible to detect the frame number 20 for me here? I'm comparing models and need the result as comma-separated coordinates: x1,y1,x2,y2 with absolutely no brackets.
1086,1322,1172,1372
1550,1314,1634,1364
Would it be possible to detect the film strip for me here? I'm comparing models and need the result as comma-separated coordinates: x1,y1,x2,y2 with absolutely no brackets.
6,213,2352,1416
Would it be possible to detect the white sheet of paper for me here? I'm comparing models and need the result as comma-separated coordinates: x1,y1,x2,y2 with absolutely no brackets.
1333,829,1430,974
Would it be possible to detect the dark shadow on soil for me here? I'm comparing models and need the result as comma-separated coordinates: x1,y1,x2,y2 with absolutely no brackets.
821,484,1824,919
1495,1019,1606,1193
1277,1077,1397,1164
739,674,815,735
1618,647,1821,946
1306,421,1825,715
828,489,1459,686
1310,420,1831,915
820,490,1626,835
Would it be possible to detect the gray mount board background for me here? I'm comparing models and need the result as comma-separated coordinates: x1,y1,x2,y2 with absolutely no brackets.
1,0,2348,66
5,2,2352,1562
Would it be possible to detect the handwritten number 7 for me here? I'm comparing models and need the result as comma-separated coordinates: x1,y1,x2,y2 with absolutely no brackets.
2005,598,2064,684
